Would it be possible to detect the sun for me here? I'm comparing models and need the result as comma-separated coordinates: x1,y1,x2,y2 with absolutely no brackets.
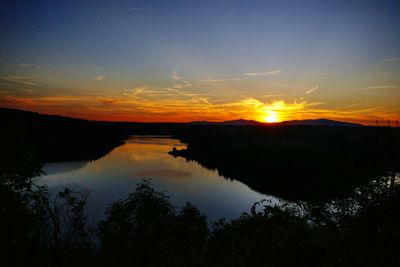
263,110,279,123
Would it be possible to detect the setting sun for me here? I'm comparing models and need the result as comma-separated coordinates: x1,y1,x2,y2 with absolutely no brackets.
264,111,279,123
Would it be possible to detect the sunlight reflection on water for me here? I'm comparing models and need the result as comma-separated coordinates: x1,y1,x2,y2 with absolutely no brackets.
39,136,279,223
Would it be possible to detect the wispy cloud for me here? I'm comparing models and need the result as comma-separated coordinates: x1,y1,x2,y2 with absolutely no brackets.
94,76,104,81
171,69,181,81
17,63,29,67
263,94,284,98
382,57,400,62
1,88,398,125
1,75,397,125
171,69,195,89
196,77,246,83
361,85,396,90
123,86,204,102
0,76,39,86
243,70,282,76
173,81,192,89
305,86,319,94
174,70,277,87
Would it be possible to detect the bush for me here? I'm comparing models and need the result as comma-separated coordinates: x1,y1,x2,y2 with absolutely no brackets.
97,180,208,267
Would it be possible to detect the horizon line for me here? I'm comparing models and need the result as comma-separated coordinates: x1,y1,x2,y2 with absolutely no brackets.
3,106,397,127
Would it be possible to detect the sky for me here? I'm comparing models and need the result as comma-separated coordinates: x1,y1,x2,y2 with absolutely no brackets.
0,0,399,124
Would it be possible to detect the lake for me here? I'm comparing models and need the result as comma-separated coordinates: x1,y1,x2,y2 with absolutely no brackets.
39,136,279,223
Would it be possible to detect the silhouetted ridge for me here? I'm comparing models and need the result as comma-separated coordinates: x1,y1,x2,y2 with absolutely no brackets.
280,118,362,127
191,118,362,127
0,107,128,162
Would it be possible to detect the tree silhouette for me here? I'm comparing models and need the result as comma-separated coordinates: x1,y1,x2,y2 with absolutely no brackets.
97,180,208,267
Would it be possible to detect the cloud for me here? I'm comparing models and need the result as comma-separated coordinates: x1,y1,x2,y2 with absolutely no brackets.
2,89,398,125
263,94,284,98
1,77,397,125
171,69,195,89
361,85,396,90
173,80,192,89
196,77,245,83
123,86,204,102
243,70,282,76
94,76,104,81
0,76,39,86
17,63,29,67
305,86,319,94
171,69,181,81
382,57,400,62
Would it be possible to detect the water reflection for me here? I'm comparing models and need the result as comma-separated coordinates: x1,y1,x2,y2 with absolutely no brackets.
134,169,192,179
39,136,278,223
42,161,88,175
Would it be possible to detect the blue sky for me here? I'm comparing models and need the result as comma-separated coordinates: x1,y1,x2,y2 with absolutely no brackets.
0,0,399,123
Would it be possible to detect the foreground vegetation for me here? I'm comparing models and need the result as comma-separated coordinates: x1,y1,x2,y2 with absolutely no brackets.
1,145,399,266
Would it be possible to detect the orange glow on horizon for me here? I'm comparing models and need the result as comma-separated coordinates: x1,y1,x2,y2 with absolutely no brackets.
0,92,398,126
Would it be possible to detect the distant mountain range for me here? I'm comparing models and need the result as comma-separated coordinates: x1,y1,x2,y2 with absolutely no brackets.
1,107,362,127
191,118,362,127
190,119,262,126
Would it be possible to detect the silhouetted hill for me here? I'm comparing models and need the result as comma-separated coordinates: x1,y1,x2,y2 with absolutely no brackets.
0,107,128,162
191,118,362,127
170,124,400,201
280,118,362,127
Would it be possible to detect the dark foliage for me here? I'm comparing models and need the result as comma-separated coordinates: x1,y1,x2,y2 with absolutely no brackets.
0,107,127,162
170,125,400,201
0,128,93,266
205,174,400,267
97,180,208,267
95,178,400,267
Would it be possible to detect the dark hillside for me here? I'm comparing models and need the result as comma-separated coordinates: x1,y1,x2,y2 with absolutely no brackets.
0,108,127,162
171,125,400,201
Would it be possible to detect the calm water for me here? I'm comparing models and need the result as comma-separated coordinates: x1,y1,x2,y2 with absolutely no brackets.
39,136,278,223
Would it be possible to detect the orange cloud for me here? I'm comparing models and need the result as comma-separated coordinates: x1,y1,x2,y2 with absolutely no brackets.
0,87,399,125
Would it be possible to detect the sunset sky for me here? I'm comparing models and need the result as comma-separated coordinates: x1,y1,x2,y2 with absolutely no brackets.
1,0,399,124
